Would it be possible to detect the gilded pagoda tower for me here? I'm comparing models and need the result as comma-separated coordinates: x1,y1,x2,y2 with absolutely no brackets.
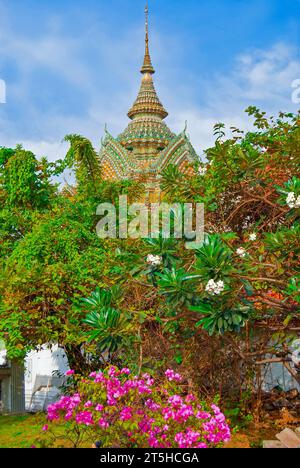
99,4,198,201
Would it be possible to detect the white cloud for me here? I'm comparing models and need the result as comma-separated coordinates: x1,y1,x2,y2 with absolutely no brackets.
21,140,69,162
0,11,91,87
164,42,300,157
205,42,300,111
234,43,300,101
0,137,68,162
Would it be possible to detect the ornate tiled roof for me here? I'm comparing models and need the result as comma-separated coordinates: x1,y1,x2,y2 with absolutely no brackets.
118,115,175,147
127,73,168,121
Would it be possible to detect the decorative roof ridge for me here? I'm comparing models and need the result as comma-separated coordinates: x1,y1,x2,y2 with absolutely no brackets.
100,136,135,169
149,133,186,170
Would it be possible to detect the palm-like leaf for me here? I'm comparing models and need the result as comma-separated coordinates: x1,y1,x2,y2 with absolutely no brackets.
195,234,234,280
83,307,130,353
81,287,130,354
64,134,102,187
157,268,199,307
191,301,252,335
81,286,122,309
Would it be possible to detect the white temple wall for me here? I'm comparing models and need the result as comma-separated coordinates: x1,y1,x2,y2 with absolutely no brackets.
25,345,69,412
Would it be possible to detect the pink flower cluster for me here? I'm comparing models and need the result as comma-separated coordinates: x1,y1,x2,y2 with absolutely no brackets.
88,368,153,408
202,404,231,444
175,430,208,449
44,367,231,449
47,393,81,422
120,406,133,421
75,411,94,426
165,369,182,382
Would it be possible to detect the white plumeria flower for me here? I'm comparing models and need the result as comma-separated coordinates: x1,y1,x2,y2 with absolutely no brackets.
249,233,257,241
286,192,300,208
236,247,247,258
215,281,225,294
147,254,162,266
205,279,225,295
286,192,295,208
198,166,207,176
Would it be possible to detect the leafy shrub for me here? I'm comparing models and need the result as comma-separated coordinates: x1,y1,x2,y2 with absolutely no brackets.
42,367,230,449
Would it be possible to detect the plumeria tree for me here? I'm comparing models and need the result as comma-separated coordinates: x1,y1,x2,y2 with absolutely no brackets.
150,109,300,395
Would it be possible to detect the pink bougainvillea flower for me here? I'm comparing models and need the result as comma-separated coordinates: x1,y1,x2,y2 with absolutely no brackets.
165,369,182,382
168,395,183,407
95,404,104,412
84,400,93,408
44,366,230,449
211,403,221,414
196,411,211,420
197,442,207,449
65,370,75,376
120,406,133,421
108,367,118,377
94,373,105,383
65,412,73,421
145,399,161,411
42,425,49,432
98,418,109,429
75,411,94,426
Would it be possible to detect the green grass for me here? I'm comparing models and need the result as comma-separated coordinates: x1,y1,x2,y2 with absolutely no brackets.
0,414,91,448
0,414,45,448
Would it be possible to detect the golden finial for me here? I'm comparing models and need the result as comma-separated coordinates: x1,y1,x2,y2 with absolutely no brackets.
145,2,149,35
141,2,155,74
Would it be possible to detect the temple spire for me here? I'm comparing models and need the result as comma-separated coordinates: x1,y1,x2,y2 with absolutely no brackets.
141,2,155,74
126,3,168,121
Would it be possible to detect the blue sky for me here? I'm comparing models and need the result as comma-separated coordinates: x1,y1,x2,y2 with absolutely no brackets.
0,0,299,161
